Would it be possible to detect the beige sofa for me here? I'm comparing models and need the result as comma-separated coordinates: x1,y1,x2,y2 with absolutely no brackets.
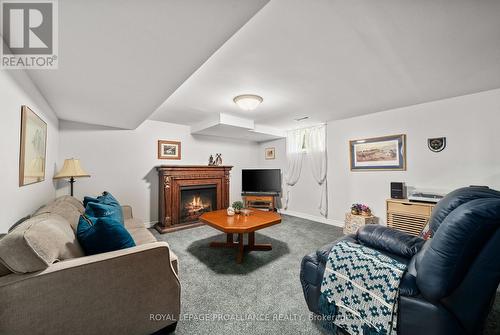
0,196,180,335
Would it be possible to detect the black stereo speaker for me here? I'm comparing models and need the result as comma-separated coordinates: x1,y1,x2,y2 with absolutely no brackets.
391,182,406,199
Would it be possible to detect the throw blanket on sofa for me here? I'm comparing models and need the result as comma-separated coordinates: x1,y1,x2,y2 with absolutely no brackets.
319,241,407,335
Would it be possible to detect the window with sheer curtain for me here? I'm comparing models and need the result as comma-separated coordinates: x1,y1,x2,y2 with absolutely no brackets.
284,125,328,217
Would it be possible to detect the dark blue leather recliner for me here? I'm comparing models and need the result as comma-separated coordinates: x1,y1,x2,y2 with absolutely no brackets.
300,187,500,335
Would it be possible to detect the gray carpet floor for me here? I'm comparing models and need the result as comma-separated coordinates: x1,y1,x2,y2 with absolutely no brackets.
151,215,500,335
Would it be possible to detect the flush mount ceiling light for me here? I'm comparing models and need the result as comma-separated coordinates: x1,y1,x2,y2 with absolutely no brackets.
233,94,263,111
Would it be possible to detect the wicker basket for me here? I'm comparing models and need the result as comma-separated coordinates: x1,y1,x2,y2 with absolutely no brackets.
343,213,378,235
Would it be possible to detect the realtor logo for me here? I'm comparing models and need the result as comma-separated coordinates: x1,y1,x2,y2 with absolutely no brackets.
1,0,58,69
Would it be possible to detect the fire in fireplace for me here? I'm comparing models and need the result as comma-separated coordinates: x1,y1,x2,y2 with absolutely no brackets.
180,185,217,223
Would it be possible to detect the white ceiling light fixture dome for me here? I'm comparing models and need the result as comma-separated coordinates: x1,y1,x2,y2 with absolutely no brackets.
233,94,263,111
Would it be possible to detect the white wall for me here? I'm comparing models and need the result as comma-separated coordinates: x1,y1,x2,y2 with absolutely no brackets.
57,120,260,224
0,70,59,233
262,89,500,225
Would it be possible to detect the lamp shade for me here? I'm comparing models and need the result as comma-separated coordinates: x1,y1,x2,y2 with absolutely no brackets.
54,159,90,179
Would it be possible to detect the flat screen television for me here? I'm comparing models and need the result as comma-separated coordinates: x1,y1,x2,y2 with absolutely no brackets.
242,169,281,194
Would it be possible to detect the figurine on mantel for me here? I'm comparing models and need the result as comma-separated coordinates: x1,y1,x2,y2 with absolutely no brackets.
215,153,222,166
208,153,223,166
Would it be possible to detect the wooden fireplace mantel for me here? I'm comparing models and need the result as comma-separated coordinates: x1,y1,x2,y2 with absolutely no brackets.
156,165,233,233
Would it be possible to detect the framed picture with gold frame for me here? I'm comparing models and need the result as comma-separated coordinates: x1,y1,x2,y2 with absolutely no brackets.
19,105,47,186
158,140,181,160
349,134,406,171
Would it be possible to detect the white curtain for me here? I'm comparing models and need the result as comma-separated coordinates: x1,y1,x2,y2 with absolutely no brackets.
283,128,306,209
307,125,328,217
284,124,328,217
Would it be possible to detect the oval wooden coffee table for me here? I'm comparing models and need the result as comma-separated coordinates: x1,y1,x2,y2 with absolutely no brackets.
200,209,281,263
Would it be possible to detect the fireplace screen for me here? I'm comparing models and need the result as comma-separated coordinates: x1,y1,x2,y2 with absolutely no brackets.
180,185,217,223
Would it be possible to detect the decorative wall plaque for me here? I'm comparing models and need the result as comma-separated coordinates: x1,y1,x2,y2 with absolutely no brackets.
427,137,446,152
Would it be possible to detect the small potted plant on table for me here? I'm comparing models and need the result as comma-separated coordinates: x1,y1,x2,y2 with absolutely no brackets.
232,201,244,214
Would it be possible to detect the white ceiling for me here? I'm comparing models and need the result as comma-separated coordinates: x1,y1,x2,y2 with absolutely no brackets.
22,0,270,129
150,0,500,130
8,0,500,133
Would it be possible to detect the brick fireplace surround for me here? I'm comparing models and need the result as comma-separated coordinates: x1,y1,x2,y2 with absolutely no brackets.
155,165,232,233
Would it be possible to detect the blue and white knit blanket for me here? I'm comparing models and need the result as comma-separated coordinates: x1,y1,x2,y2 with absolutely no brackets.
319,241,407,335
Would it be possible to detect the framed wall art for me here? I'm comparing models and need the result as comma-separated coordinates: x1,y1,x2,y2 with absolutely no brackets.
19,105,47,186
158,140,181,160
265,147,276,160
349,134,406,171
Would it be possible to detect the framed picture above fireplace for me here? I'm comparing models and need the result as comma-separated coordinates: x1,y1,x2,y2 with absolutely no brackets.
158,140,181,160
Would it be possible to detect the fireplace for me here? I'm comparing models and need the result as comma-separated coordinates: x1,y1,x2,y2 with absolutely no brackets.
180,185,217,223
156,165,232,233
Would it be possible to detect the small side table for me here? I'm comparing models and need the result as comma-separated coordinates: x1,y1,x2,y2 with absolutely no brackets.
343,213,378,235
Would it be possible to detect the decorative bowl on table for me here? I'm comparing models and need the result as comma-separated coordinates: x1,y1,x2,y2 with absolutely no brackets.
240,209,252,216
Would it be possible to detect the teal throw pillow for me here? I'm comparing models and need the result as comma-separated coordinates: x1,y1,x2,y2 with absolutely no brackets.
77,214,135,256
83,191,123,224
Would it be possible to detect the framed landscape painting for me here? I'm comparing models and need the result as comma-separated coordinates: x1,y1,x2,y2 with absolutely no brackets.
349,134,406,171
158,140,181,160
19,106,47,186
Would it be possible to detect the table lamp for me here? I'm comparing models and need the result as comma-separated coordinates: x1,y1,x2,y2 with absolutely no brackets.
53,158,90,196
